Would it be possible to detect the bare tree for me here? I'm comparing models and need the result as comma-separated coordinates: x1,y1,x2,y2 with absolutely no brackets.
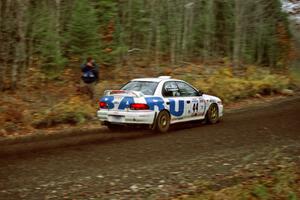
167,0,177,65
55,0,61,57
0,0,5,90
154,0,161,68
12,0,28,89
233,0,245,68
182,1,194,59
0,0,14,90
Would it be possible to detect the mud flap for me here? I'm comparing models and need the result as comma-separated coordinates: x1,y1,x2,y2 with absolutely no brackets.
150,112,158,130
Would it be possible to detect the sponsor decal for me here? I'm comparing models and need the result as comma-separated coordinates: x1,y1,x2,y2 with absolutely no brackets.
168,99,184,117
119,97,134,109
145,97,165,111
100,96,195,117
101,96,114,109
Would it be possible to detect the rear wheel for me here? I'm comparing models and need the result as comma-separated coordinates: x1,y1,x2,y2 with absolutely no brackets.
155,110,170,133
205,104,219,124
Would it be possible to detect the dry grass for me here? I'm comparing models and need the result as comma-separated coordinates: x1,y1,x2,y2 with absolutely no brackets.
32,96,95,128
191,67,292,103
0,64,297,137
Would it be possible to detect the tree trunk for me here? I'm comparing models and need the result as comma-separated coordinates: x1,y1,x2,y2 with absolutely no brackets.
155,6,161,69
0,0,5,90
203,0,215,61
182,1,194,60
255,1,265,65
233,0,243,68
146,0,154,66
12,0,28,90
1,0,13,90
55,0,61,57
167,0,176,65
176,0,184,62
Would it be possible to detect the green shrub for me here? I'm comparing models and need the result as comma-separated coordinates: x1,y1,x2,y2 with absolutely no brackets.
252,184,269,200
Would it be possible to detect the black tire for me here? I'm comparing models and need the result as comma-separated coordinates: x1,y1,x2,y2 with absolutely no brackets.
155,110,171,133
205,104,219,124
106,123,122,131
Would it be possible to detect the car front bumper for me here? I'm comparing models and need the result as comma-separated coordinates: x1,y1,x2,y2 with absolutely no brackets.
97,109,156,125
219,104,224,117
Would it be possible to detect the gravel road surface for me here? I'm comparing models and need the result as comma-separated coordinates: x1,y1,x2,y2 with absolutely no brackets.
1,97,300,200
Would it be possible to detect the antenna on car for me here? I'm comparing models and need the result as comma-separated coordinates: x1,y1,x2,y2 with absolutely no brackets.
158,76,171,79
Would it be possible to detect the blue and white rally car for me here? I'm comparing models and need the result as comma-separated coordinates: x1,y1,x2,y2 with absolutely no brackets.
97,76,223,132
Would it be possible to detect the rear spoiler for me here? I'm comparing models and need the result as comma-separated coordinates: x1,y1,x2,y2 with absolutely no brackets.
104,90,145,97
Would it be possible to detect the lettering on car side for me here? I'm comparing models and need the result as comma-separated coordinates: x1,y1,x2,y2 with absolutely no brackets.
100,96,187,117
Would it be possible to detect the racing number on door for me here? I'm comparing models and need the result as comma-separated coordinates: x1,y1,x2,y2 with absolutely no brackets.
191,99,205,116
192,103,199,113
191,102,200,116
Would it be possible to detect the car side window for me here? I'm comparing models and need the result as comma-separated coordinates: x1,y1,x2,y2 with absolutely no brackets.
163,81,180,97
176,82,199,97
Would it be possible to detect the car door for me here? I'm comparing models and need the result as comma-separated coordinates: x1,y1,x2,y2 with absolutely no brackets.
176,81,206,118
162,81,185,121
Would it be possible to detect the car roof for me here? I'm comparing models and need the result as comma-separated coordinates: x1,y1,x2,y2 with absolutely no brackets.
131,77,181,83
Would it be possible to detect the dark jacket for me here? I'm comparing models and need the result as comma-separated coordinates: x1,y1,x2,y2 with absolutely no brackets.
81,63,99,84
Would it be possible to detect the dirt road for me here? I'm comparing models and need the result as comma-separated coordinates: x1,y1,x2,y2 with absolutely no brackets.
1,97,300,200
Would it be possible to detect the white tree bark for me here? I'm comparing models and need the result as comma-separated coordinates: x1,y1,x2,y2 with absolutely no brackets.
182,1,194,59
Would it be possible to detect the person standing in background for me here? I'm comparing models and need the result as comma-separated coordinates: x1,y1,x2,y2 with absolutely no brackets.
80,57,99,99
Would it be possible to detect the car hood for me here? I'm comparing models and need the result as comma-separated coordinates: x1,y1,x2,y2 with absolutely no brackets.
202,94,222,103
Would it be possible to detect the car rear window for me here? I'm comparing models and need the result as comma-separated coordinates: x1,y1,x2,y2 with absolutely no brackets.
121,81,158,95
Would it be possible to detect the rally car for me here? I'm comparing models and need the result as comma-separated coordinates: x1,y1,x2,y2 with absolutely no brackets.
97,76,223,132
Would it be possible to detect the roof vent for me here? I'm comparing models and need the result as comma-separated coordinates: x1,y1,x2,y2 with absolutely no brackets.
158,76,171,79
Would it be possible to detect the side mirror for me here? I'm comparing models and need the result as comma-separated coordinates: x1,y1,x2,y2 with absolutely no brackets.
198,90,203,96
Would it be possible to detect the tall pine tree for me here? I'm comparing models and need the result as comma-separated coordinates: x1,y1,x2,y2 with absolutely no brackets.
67,0,100,60
29,1,65,78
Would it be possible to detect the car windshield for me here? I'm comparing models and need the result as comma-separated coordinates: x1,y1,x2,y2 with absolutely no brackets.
121,81,158,95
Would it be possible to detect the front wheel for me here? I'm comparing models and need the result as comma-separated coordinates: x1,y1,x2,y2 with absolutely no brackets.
205,104,219,124
154,110,170,133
